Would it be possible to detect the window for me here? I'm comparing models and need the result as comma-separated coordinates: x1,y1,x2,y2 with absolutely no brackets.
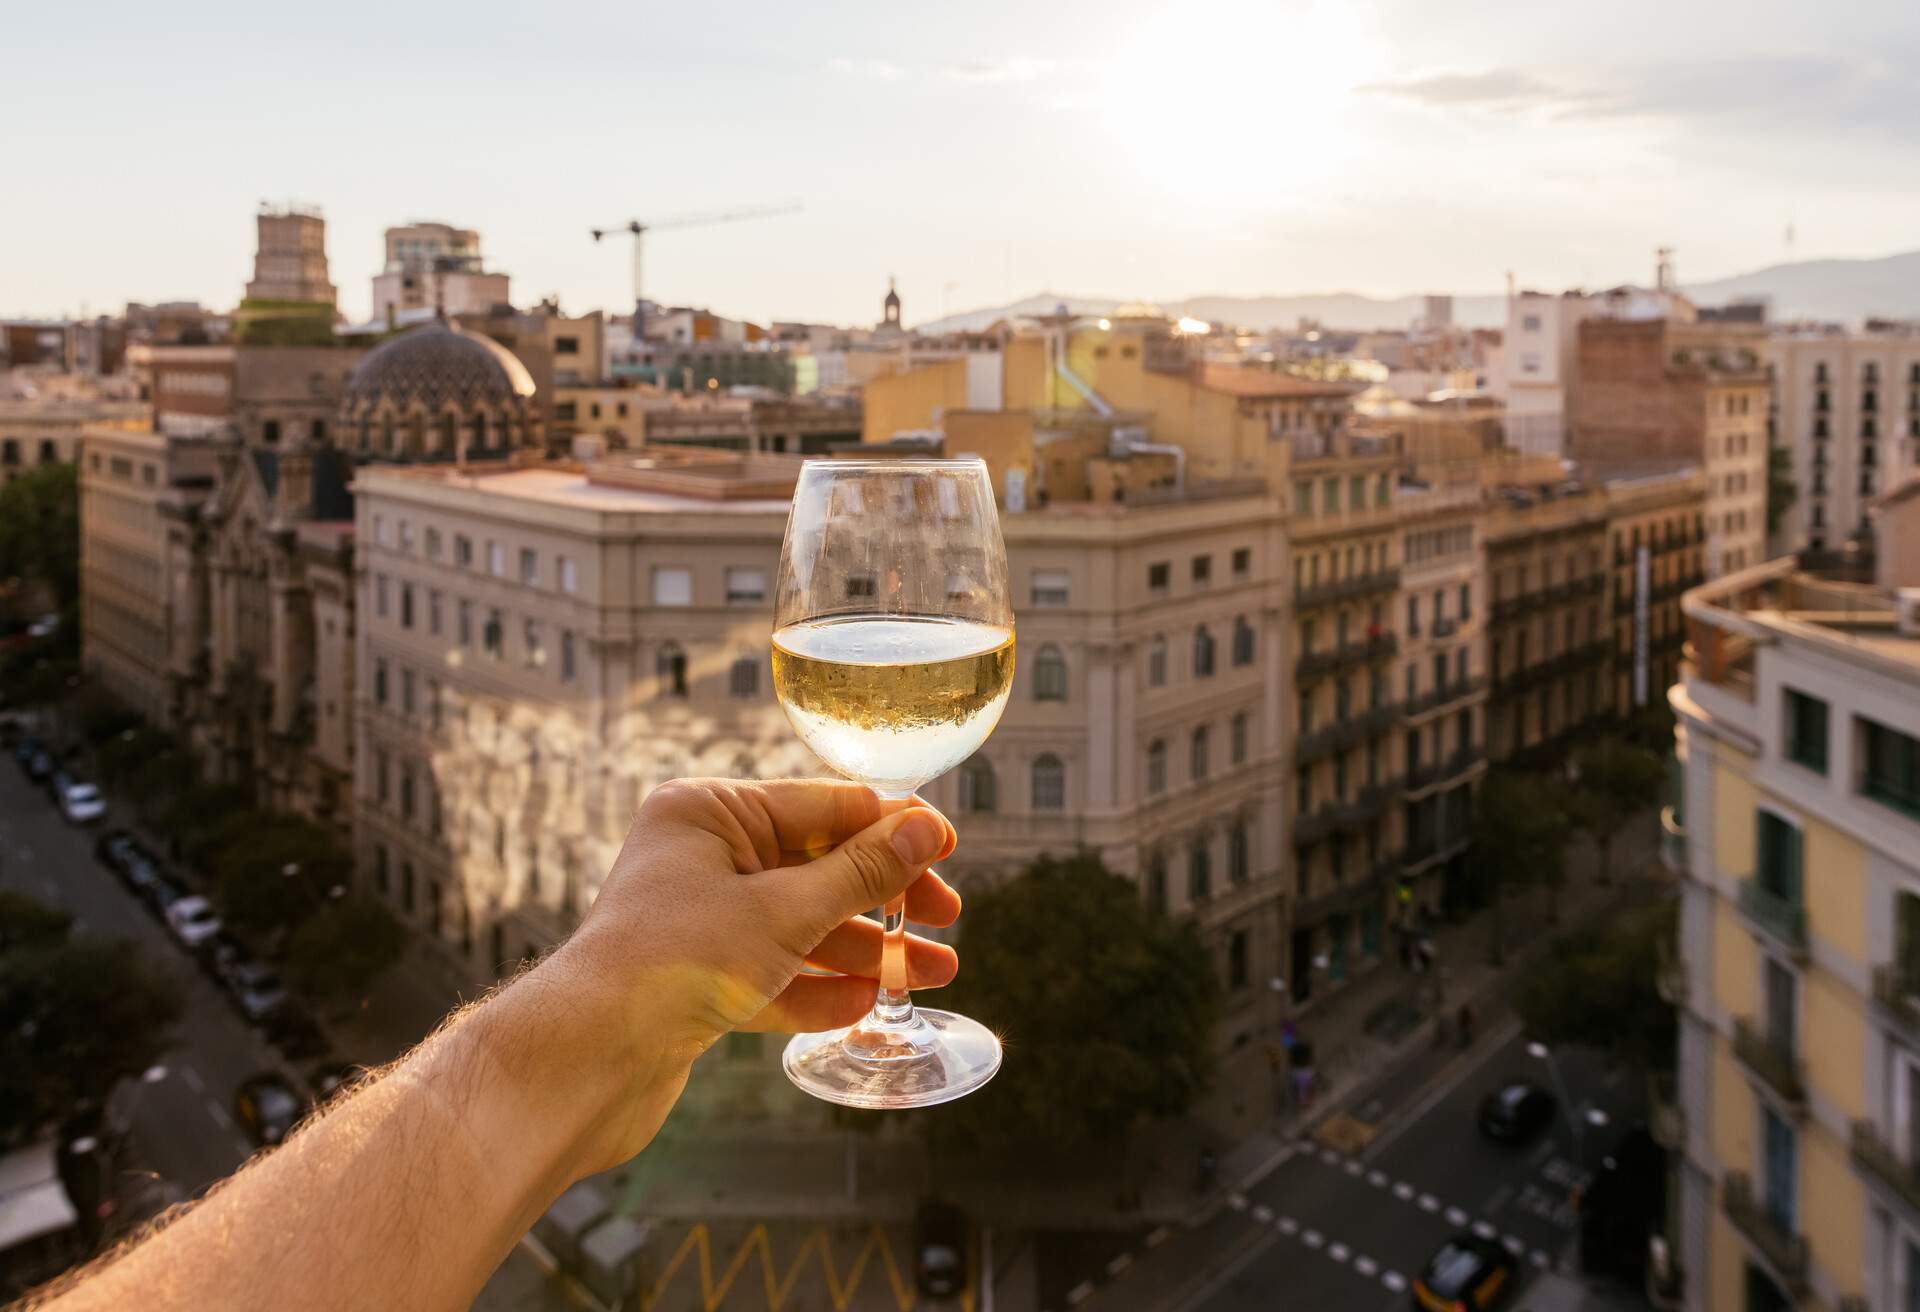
555,555,578,594
374,658,389,706
653,567,692,606
1375,474,1390,507
1232,548,1251,579
401,669,415,716
1229,822,1250,886
1191,555,1212,586
725,566,765,604
1034,644,1067,701
1190,725,1211,781
483,609,503,660
1231,712,1249,765
1146,739,1167,795
958,757,997,814
1298,690,1314,734
1193,625,1216,677
425,527,442,561
523,620,544,668
1031,569,1071,606
488,542,507,577
454,535,473,567
1232,616,1255,667
1459,582,1471,621
1348,475,1365,511
427,589,443,636
1406,595,1420,636
375,574,389,618
1295,481,1312,516
1147,635,1167,688
657,642,688,697
519,548,539,586
555,335,579,355
373,513,387,546
1188,836,1212,902
1762,1106,1797,1236
400,766,415,821
1784,689,1828,774
1146,854,1168,914
374,844,390,894
375,749,390,804
1148,561,1170,592
1521,313,1541,332
1227,930,1249,990
1862,718,1920,820
427,679,441,729
1756,811,1803,909
1322,477,1339,513
1031,754,1065,811
400,583,414,629
729,655,759,698
560,631,577,682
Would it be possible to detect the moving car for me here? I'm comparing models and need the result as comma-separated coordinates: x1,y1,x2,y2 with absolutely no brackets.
58,781,105,825
165,895,223,948
1412,1233,1516,1312
913,1201,968,1299
1476,1080,1556,1145
229,962,289,1024
233,1074,306,1148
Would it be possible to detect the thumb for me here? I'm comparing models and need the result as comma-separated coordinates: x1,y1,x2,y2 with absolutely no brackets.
795,806,953,931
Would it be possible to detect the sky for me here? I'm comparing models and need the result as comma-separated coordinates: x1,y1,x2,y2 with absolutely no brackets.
5,0,1918,328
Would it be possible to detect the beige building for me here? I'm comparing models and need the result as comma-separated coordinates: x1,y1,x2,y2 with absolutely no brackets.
1,398,147,484
372,221,510,325
244,205,335,306
1603,468,1708,715
1771,327,1920,556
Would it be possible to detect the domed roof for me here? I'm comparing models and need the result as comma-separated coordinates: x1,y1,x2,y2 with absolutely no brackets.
343,321,536,415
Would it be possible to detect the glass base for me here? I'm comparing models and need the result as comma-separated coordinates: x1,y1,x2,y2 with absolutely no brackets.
782,1008,1002,1109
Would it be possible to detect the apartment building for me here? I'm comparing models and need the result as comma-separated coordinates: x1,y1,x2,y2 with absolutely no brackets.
1670,492,1920,1311
1604,469,1708,715
371,220,510,325
1772,328,1920,556
0,398,147,484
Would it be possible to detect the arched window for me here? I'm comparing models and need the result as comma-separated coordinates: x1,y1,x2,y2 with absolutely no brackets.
1193,625,1216,677
1145,852,1168,915
1146,738,1168,795
1231,711,1250,764
1034,644,1068,701
1232,616,1255,667
1031,754,1065,811
440,413,457,455
473,413,489,451
657,641,688,697
1229,821,1250,886
1187,835,1211,902
958,757,997,814
729,655,759,698
1190,725,1211,781
1147,635,1168,688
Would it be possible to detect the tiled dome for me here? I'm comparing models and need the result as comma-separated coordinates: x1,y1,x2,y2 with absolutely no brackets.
343,321,535,416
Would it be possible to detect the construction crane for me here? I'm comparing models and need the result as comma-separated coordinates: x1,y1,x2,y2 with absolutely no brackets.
590,203,801,338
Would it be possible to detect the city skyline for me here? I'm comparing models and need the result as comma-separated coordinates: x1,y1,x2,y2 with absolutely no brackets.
8,0,1918,328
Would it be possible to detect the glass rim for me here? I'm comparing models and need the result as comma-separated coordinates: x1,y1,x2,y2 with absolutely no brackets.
799,456,986,471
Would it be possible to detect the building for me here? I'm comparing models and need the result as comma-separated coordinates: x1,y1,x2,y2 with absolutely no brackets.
1669,491,1920,1311
1571,316,1770,578
243,206,335,307
1602,469,1708,715
371,221,511,325
0,398,147,484
457,303,603,441
1770,326,1920,556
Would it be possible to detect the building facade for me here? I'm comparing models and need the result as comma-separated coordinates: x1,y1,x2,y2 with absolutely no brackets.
1,399,148,484
244,206,335,306
1771,329,1920,557
371,221,510,325
1603,469,1708,716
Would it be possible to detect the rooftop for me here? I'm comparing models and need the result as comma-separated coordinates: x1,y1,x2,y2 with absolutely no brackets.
1192,363,1358,400
357,451,800,515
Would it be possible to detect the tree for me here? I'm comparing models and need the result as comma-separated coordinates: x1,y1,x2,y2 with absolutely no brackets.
1515,899,1676,1072
0,896,182,1147
1570,737,1667,884
926,852,1219,1156
160,784,257,867
0,890,72,951
0,463,80,609
1471,770,1575,963
1766,444,1798,539
212,814,351,936
285,898,407,1006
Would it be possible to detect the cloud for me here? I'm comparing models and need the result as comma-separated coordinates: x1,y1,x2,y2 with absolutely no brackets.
1360,68,1579,110
828,57,904,82
941,57,1056,84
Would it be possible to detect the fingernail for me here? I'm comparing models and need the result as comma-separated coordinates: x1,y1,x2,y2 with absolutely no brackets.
891,810,945,866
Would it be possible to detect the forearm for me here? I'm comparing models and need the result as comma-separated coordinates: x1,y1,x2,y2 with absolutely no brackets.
30,949,661,1312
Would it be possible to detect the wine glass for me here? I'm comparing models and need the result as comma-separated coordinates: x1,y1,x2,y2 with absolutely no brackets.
770,457,1013,1108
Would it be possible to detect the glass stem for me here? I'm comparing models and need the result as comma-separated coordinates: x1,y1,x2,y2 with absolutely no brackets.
869,793,915,1029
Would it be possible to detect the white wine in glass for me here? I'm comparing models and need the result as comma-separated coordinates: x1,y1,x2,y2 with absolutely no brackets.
771,458,1012,1108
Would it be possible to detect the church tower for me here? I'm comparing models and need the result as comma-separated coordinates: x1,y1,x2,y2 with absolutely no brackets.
882,276,901,328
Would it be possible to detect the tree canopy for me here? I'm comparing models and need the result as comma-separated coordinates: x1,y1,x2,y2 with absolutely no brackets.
285,897,407,1006
1471,769,1576,959
0,463,80,609
212,813,353,936
1514,898,1677,1072
1570,736,1667,882
926,851,1220,1154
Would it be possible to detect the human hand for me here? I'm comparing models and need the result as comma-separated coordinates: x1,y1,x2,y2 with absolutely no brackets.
537,778,960,1171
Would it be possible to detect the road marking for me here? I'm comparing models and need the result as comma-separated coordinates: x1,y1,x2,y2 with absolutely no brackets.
1531,1250,1552,1269
181,1066,204,1093
204,1098,232,1129
1277,1216,1298,1236
1354,1256,1378,1278
1301,1230,1324,1250
1472,1220,1498,1240
1393,1182,1415,1200
1418,1193,1440,1213
1226,1192,1247,1211
1344,1159,1363,1176
1503,1235,1526,1256
1320,1148,1340,1167
1251,1204,1273,1224
1445,1206,1469,1226
1327,1242,1350,1263
1106,1253,1132,1277
1367,1169,1388,1187
1066,1279,1095,1305
1382,1271,1407,1293
1145,1225,1171,1249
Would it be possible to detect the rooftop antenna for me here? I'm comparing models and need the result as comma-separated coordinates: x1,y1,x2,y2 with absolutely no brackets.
1655,246,1676,292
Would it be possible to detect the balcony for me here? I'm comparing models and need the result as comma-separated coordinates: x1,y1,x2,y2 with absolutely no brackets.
1294,857,1397,923
1872,964,1920,1039
1295,567,1401,610
1293,778,1401,846
1736,879,1809,959
1404,744,1484,795
1294,703,1398,766
1720,1172,1808,1296
1656,938,1688,1007
1430,616,1458,638
1649,1073,1685,1150
1731,1018,1806,1112
1852,1120,1920,1221
1295,633,1398,682
1405,675,1486,718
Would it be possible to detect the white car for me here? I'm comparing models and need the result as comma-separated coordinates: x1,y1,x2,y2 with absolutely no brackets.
59,782,106,825
166,896,223,948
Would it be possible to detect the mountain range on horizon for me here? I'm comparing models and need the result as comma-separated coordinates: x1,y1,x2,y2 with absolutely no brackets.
910,250,1920,336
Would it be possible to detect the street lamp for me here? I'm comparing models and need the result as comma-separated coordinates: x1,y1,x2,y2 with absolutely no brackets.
1526,1040,1585,1165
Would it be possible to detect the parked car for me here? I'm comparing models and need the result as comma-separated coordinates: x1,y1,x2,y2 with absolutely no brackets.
913,1201,969,1299
230,962,290,1024
165,895,222,948
26,614,59,640
1476,1080,1556,1145
12,734,42,768
233,1074,306,1148
58,781,106,825
198,931,250,987
266,1005,328,1061
94,828,137,872
124,852,168,902
310,1063,365,1105
1411,1233,1516,1311
24,749,54,783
